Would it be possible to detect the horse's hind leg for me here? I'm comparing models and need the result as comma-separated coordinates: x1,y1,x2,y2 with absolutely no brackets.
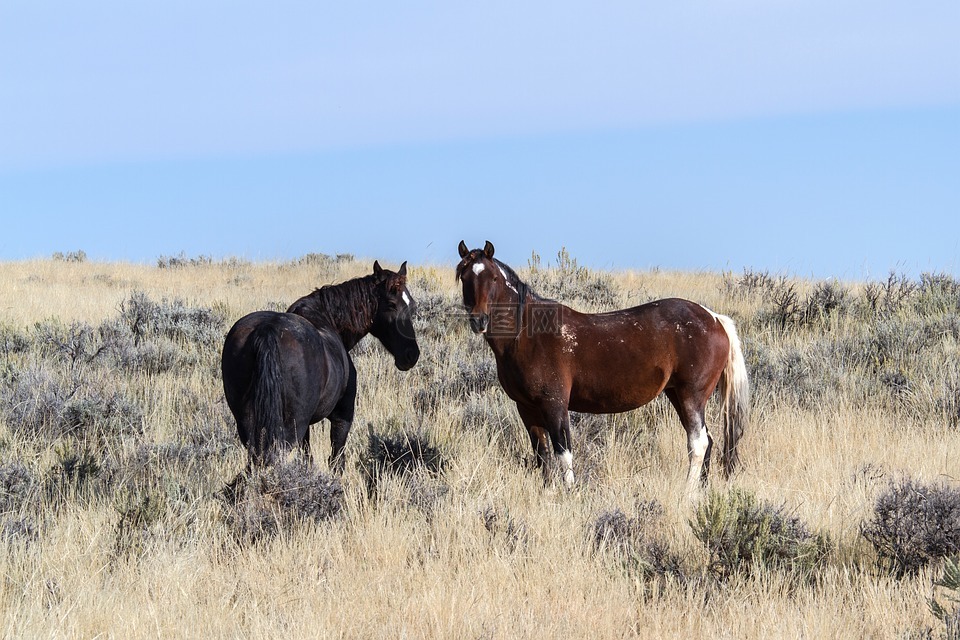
665,389,714,496
327,363,357,474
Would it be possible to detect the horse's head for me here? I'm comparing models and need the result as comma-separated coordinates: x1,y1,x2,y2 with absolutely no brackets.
456,240,508,335
370,260,420,371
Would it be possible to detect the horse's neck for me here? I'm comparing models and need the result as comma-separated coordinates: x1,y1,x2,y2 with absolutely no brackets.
482,289,531,357
332,303,376,352
294,281,377,351
336,325,370,351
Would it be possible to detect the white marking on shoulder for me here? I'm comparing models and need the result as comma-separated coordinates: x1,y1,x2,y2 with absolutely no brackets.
472,263,485,276
560,324,578,353
402,291,411,306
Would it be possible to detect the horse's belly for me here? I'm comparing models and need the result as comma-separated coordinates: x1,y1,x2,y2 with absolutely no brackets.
568,359,667,413
568,387,661,414
282,333,350,425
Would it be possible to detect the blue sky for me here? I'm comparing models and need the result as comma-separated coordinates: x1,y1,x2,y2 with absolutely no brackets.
1,1,958,280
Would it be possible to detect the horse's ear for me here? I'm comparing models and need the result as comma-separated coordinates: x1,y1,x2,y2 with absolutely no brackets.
458,240,469,258
398,261,407,277
373,260,383,278
483,241,495,259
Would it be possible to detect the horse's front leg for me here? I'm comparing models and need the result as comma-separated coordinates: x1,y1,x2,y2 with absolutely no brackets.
327,417,351,474
546,405,575,488
518,401,575,487
517,403,550,483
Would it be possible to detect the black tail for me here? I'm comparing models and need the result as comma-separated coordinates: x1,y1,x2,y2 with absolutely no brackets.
248,324,284,465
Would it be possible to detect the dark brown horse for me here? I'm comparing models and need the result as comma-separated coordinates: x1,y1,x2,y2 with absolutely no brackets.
222,261,420,469
457,241,749,493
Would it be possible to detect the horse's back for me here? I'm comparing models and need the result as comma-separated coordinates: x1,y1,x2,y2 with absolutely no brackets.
558,298,730,412
565,296,723,349
221,310,350,428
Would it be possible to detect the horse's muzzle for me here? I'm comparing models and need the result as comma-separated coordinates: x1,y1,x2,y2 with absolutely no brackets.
469,314,489,334
395,346,420,371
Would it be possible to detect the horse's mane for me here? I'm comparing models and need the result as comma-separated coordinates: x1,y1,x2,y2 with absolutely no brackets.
288,274,379,349
493,258,536,300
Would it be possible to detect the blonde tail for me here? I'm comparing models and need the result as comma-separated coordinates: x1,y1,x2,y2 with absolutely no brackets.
714,313,750,477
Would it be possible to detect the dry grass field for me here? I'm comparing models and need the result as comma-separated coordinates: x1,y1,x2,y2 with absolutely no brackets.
0,251,959,639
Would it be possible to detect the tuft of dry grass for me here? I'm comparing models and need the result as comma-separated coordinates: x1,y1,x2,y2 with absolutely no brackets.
0,254,958,638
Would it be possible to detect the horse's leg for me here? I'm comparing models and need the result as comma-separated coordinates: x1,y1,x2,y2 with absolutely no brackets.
517,403,551,483
546,406,575,488
526,401,575,487
665,388,714,496
327,362,357,474
327,417,351,474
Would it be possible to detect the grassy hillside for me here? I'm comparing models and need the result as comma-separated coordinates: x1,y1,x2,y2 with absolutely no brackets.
0,251,958,638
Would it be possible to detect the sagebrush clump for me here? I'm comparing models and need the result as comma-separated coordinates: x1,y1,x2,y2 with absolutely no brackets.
362,425,448,513
590,500,685,589
861,478,960,576
220,460,345,543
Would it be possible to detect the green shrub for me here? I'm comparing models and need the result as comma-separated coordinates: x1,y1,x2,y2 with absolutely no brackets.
722,268,778,300
804,280,850,326
757,279,802,331
690,489,831,580
916,273,960,316
0,324,31,358
0,365,142,441
861,478,960,576
930,556,960,640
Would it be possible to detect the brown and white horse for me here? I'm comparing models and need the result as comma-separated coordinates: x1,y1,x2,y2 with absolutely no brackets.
456,241,749,494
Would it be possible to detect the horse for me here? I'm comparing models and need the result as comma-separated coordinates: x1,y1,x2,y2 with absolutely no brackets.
221,261,420,469
456,241,749,494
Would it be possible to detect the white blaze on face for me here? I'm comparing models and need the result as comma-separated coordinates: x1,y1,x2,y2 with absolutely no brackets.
472,263,486,276
560,450,575,486
401,290,411,306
